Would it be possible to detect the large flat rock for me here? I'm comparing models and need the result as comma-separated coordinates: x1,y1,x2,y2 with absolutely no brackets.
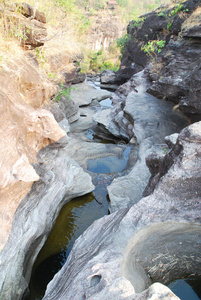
70,82,111,106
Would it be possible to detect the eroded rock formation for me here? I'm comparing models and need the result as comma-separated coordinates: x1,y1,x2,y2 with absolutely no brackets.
0,56,65,251
44,121,201,300
116,0,201,121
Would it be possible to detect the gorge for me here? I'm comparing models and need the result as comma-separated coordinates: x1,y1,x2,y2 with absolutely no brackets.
0,0,201,299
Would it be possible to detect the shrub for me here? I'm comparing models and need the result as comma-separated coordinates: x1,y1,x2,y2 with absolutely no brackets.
116,34,131,55
141,40,166,61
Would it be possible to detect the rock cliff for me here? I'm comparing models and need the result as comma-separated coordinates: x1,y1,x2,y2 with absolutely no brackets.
117,0,201,121
0,4,94,299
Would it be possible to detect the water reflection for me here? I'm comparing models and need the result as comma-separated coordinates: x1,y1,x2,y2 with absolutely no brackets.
168,279,201,300
87,146,132,173
28,175,112,300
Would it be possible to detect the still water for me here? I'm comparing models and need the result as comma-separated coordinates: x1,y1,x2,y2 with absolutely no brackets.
28,141,134,299
28,174,112,299
168,279,201,300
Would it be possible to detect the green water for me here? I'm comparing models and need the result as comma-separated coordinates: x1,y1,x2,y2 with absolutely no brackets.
28,174,112,300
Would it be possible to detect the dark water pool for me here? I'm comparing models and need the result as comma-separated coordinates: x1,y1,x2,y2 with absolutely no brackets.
28,174,112,300
168,279,201,300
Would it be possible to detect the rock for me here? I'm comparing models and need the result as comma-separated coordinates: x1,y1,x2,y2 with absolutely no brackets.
63,67,86,84
0,141,94,300
147,36,201,121
0,57,65,251
144,121,201,197
93,75,140,141
116,0,201,120
43,122,201,300
3,6,47,48
181,6,201,38
15,3,46,23
58,96,80,124
86,14,125,51
7,57,56,108
103,71,188,212
100,69,116,84
93,108,124,139
164,133,179,148
70,82,111,106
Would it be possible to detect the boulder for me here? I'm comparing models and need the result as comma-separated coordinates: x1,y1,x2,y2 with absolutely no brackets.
181,6,201,38
100,69,116,84
70,82,111,106
43,122,201,300
63,67,86,84
15,3,46,23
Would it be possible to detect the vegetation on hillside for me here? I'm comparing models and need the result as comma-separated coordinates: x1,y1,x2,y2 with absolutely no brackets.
0,0,173,77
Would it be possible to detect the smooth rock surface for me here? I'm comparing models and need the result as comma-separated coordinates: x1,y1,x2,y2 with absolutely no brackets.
70,82,111,106
0,139,94,300
106,71,188,212
43,122,201,300
0,58,64,251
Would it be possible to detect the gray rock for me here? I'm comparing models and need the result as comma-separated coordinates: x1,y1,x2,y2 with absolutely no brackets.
165,133,179,148
43,122,201,300
70,82,111,106
0,139,94,300
108,71,188,212
100,69,116,84
59,96,80,124
58,118,70,133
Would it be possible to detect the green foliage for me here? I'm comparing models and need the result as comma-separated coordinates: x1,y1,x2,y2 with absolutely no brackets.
167,22,172,30
170,2,183,16
141,40,166,60
146,3,158,11
54,0,75,11
54,83,74,101
35,47,47,67
80,47,120,73
158,12,165,17
89,49,119,72
133,17,146,28
116,0,128,7
116,34,131,55
48,72,58,80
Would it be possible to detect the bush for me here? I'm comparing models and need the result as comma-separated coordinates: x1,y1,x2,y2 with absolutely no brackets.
141,40,166,61
116,34,131,55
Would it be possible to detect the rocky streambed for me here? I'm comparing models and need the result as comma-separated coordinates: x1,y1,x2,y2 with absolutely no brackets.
42,75,201,300
25,72,200,300
0,69,201,300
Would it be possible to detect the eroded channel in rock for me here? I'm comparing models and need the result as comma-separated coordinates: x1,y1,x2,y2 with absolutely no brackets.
28,143,135,299
29,73,199,300
28,82,137,299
